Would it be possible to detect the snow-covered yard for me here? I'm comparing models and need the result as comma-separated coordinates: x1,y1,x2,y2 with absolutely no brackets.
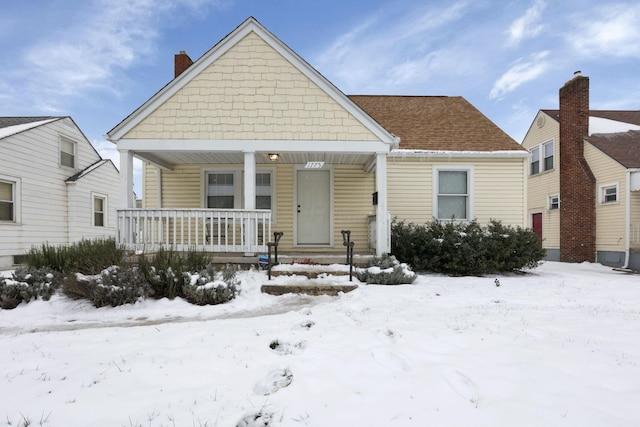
1,262,638,426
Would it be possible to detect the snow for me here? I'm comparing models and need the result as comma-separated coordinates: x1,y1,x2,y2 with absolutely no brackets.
0,118,58,140
589,116,640,135
1,262,639,426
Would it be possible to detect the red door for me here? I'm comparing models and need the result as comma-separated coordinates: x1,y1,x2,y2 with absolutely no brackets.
532,213,542,246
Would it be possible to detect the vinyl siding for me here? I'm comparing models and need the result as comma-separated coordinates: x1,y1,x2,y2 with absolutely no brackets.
585,142,627,251
0,118,113,268
388,157,526,227
124,32,378,142
522,111,560,249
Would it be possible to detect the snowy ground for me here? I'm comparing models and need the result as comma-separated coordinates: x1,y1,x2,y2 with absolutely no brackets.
1,262,639,427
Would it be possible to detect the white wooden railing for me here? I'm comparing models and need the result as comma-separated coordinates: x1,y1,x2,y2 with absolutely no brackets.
116,209,271,253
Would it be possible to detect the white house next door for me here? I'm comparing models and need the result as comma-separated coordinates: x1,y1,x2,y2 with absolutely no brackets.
296,169,330,245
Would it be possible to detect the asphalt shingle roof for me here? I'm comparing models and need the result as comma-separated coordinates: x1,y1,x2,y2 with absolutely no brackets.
541,109,640,126
588,130,640,168
349,95,524,152
0,116,57,130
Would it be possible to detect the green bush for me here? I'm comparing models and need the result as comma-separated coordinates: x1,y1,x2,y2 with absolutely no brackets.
356,254,416,285
391,219,545,275
183,264,240,305
25,238,125,274
138,248,213,299
0,266,60,309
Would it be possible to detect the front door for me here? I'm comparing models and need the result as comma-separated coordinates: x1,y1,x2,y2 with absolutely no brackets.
532,212,542,247
297,169,330,245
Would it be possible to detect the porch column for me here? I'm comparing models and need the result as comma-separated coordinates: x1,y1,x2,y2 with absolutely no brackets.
244,151,256,254
119,149,134,209
375,153,389,256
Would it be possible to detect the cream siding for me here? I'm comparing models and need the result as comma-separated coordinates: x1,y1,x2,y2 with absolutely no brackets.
0,118,117,269
522,111,560,249
585,142,628,251
142,163,160,208
388,157,526,227
124,32,378,143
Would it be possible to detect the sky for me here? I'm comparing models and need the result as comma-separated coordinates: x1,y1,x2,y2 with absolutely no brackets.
1,0,639,194
1,261,639,426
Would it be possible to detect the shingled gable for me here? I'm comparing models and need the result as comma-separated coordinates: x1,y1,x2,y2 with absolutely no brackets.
106,17,397,146
349,95,525,153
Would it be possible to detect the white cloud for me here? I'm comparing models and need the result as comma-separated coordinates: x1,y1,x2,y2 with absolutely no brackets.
490,51,550,100
567,3,640,58
506,0,546,47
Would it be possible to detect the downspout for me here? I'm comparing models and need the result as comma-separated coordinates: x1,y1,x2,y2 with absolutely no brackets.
157,166,162,208
623,169,638,269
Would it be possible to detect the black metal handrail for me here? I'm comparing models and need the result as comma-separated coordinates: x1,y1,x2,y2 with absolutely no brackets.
341,230,355,281
267,231,283,280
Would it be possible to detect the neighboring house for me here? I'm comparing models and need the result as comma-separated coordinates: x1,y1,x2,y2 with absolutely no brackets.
106,17,527,257
0,117,120,269
522,72,640,269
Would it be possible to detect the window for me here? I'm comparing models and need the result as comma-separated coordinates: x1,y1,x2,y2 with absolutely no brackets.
0,180,14,221
548,195,559,210
543,141,554,171
207,173,235,208
600,183,618,204
530,140,554,175
60,137,76,168
530,146,540,175
256,172,272,209
435,168,471,221
93,195,106,227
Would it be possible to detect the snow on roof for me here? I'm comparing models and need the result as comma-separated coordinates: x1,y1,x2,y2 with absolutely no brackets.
589,116,640,135
0,118,59,140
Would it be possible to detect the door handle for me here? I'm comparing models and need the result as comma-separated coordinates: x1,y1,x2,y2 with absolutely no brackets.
297,204,301,213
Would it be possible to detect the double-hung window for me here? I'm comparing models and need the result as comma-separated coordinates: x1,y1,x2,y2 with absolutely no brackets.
530,140,554,175
548,195,559,210
60,136,76,168
256,172,272,209
93,194,106,227
0,180,15,221
600,183,618,204
435,168,471,221
207,172,235,208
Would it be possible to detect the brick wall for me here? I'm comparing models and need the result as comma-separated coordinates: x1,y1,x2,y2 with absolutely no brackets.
559,74,596,262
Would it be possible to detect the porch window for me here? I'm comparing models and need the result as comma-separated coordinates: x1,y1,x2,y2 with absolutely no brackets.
207,173,235,208
600,183,618,204
435,168,471,221
60,136,76,168
0,180,15,221
256,172,272,209
93,194,106,227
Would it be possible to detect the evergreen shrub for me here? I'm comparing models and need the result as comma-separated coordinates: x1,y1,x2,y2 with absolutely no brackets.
356,254,416,285
391,219,545,275
182,264,240,305
0,266,60,309
25,238,125,274
138,248,212,299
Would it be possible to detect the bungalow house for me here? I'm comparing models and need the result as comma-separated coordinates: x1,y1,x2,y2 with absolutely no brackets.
106,17,527,259
0,117,120,269
522,72,640,269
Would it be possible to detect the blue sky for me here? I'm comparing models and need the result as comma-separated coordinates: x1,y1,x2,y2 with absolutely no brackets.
2,0,639,193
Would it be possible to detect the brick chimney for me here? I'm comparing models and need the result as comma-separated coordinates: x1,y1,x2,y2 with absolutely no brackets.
174,50,193,78
559,71,596,262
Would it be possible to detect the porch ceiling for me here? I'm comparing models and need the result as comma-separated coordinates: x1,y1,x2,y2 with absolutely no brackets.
134,150,375,168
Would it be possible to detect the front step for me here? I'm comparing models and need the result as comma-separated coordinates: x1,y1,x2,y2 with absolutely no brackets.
261,262,360,295
261,282,358,296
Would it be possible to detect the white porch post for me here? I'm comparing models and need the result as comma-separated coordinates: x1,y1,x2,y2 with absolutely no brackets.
244,151,256,254
375,153,389,256
119,149,134,209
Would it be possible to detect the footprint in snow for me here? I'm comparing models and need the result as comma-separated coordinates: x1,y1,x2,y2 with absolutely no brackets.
440,367,479,405
253,368,293,395
236,410,273,427
269,339,307,355
370,347,410,373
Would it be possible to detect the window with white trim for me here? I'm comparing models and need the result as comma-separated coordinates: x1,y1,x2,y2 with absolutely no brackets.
548,194,559,210
599,183,618,204
207,172,236,208
256,172,272,209
0,180,15,221
530,140,554,175
60,136,77,168
435,168,471,221
93,194,107,227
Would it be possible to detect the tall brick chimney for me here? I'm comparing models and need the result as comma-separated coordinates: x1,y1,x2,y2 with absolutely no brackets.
174,50,193,78
559,71,596,262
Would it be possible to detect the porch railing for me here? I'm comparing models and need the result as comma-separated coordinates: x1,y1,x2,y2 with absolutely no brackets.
116,208,271,253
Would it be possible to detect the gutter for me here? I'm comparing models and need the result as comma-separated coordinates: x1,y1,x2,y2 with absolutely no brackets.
389,149,529,159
